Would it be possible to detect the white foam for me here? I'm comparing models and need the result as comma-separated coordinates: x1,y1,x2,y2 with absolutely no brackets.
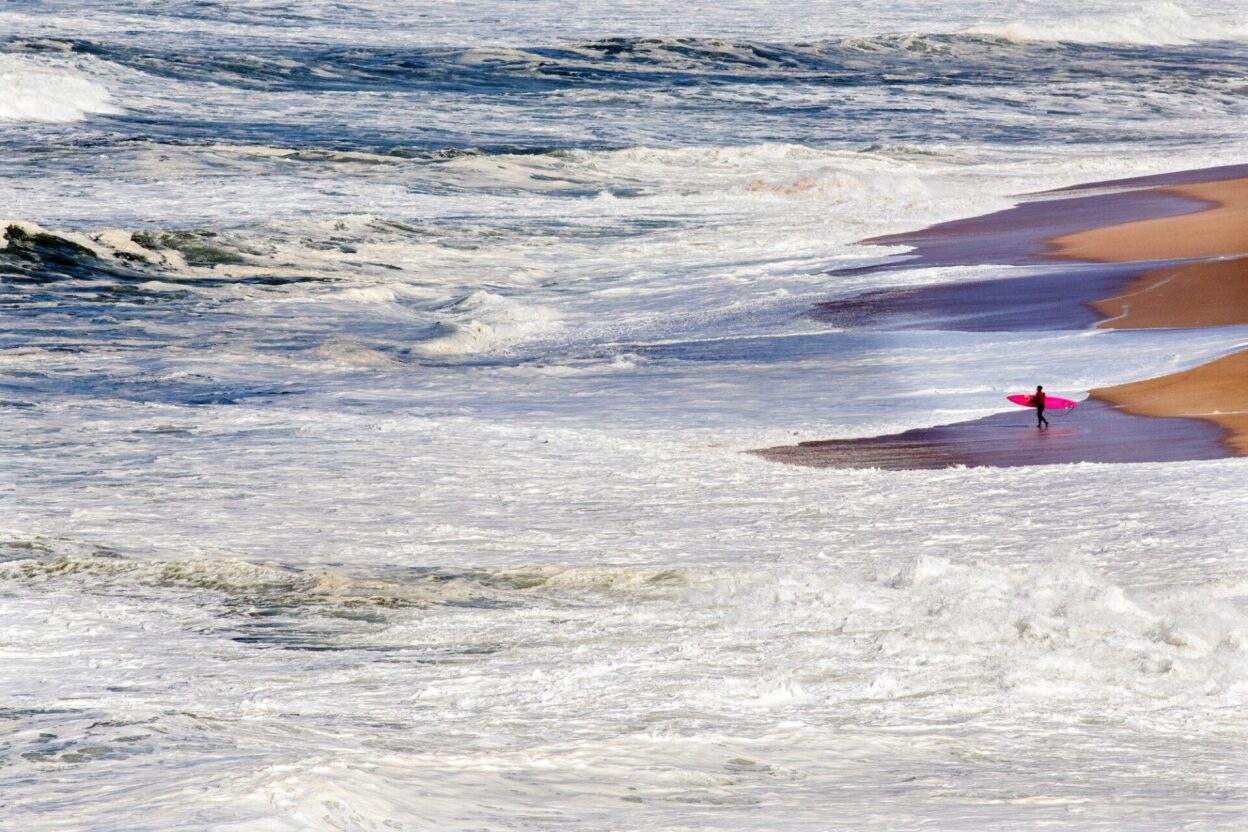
0,55,118,122
966,1,1248,45
4,3,1248,827
2,546,1244,829
414,290,563,355
1,0,1242,48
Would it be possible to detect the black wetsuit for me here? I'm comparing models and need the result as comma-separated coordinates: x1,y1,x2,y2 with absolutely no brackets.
1034,392,1048,428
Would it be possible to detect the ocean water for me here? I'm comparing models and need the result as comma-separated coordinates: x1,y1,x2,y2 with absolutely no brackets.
2,1,1248,829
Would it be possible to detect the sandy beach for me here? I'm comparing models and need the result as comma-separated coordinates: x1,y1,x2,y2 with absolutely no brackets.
1091,258,1248,329
1093,350,1248,455
763,165,1248,469
1060,175,1248,454
1051,177,1248,262
1059,176,1248,329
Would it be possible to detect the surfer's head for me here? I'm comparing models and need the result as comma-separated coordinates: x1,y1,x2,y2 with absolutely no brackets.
1036,385,1043,391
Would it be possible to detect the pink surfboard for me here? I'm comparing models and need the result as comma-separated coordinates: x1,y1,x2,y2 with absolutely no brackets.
1008,394,1078,409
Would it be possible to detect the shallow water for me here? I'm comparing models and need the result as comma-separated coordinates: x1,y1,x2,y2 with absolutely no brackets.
3,1,1248,829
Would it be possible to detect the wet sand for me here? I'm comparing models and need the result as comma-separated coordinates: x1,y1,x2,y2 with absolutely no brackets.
816,254,1248,334
1091,257,1248,330
815,262,1146,332
1053,175,1248,455
1060,177,1248,330
821,174,1248,334
760,165,1248,470
842,165,1248,273
1052,177,1248,263
1093,350,1248,455
1055,162,1248,192
850,188,1199,271
752,401,1229,470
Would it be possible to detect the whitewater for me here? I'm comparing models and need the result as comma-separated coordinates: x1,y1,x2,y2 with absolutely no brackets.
2,1,1247,829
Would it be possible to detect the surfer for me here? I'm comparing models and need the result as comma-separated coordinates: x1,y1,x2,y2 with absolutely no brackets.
1033,385,1048,429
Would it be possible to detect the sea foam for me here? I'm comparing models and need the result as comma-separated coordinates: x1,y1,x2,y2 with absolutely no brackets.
0,56,118,122
966,2,1248,46
414,290,563,355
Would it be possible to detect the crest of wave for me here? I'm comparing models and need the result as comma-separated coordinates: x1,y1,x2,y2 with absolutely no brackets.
414,290,562,356
966,1,1248,46
443,144,936,209
0,55,118,122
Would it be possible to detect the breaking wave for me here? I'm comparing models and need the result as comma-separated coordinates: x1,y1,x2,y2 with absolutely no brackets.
692,555,1248,703
9,28,1243,102
414,290,563,356
0,55,117,122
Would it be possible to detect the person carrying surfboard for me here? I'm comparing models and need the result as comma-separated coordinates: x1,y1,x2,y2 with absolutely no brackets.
1006,390,1077,417
1033,385,1048,429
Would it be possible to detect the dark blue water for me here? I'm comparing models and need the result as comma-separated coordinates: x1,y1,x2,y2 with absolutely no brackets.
4,35,1247,151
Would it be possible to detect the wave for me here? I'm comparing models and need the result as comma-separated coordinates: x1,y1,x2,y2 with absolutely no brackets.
414,290,563,356
0,221,318,311
695,555,1248,700
11,34,1004,94
0,551,692,606
6,31,1243,154
436,143,942,206
0,54,118,122
0,214,568,358
965,2,1248,46
9,28,1242,104
8,545,1241,670
2,541,1242,832
0,140,967,362
2,36,872,91
0,221,165,308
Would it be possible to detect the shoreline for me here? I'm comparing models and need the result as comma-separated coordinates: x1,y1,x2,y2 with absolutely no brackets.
752,400,1229,470
760,165,1248,470
1050,178,1248,263
1092,350,1248,456
1056,177,1248,331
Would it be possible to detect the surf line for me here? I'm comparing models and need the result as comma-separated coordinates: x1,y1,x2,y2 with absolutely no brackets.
752,165,1248,470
